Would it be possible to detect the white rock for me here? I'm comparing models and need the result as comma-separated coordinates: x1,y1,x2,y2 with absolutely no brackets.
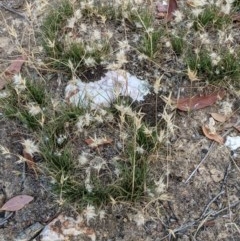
65,70,150,109
39,214,96,241
225,136,240,151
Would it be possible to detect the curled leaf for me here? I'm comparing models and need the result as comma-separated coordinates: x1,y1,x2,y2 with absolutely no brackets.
210,113,227,123
202,126,224,144
0,195,34,211
175,90,225,111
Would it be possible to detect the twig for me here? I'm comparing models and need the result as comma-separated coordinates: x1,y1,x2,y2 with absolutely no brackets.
172,221,196,233
158,221,196,241
193,215,211,239
0,212,14,226
210,201,240,217
220,162,231,192
21,160,26,188
159,199,239,241
185,142,214,184
185,119,240,184
199,190,225,219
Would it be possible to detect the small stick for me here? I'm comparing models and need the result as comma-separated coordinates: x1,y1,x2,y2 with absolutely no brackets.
211,201,240,217
199,190,225,219
185,119,240,184
158,201,240,241
0,212,14,226
185,142,214,184
220,162,231,192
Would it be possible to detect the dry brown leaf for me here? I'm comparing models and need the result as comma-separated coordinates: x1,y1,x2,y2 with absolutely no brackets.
0,56,27,90
22,149,38,177
156,0,178,21
0,195,33,211
167,0,178,21
4,56,27,76
85,137,113,148
85,139,94,145
210,113,227,123
175,90,225,111
202,126,224,144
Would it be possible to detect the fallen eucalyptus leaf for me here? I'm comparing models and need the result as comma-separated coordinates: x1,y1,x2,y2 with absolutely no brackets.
210,113,227,123
4,56,27,77
0,56,27,90
156,0,178,21
202,126,224,144
0,195,33,211
175,90,225,111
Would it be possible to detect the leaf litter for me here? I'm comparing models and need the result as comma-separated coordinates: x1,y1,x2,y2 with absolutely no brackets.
175,90,225,111
202,125,224,144
0,195,34,212
156,0,178,21
0,55,27,90
21,139,39,177
210,112,227,123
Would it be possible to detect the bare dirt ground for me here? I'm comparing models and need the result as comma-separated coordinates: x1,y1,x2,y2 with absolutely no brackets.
0,1,60,240
0,1,240,241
